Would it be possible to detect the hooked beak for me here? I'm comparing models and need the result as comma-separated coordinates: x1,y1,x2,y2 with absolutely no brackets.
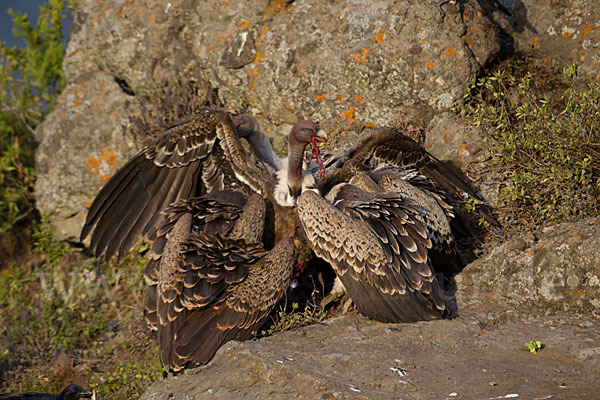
312,129,328,143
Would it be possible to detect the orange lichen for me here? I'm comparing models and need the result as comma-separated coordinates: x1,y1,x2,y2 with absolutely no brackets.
239,19,250,30
577,290,583,297
87,148,118,181
425,61,434,69
87,158,101,171
73,99,82,107
340,106,358,123
336,96,343,102
578,49,586,60
68,49,80,57
372,29,387,44
444,47,454,57
365,121,375,128
148,15,156,23
281,101,294,112
223,1,230,8
253,50,264,64
258,25,270,41
562,31,570,38
353,48,369,63
265,0,287,16
218,33,233,42
314,93,327,102
354,96,364,104
85,201,92,208
248,67,262,91
100,147,117,165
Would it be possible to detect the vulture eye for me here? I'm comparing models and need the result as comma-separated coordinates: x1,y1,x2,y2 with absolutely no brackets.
300,127,313,138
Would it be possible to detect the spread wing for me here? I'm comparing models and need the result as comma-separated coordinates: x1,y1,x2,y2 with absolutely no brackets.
297,188,446,323
160,234,294,370
328,127,495,214
143,190,247,332
142,190,293,370
80,107,275,260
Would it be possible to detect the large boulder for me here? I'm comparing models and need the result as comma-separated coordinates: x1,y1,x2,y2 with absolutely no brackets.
488,0,600,82
457,217,600,319
34,0,600,242
35,0,504,241
140,314,599,400
34,71,140,241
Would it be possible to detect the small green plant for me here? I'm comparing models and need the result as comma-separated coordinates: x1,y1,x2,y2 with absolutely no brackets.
261,284,329,337
90,358,165,398
465,58,600,233
523,340,543,354
32,213,66,265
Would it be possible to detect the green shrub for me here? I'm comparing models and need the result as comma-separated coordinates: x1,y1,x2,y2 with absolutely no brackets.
0,0,75,239
466,60,600,232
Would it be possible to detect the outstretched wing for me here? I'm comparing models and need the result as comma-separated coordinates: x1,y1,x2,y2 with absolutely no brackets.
160,234,294,370
334,127,481,200
81,108,274,260
143,191,247,332
297,188,446,323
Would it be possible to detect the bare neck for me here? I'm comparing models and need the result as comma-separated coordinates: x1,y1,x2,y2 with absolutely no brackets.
287,137,308,198
246,130,282,171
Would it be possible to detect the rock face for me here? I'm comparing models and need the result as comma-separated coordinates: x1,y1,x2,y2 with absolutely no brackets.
140,218,600,399
458,217,600,319
34,0,600,240
34,72,140,241
491,0,600,81
35,0,506,241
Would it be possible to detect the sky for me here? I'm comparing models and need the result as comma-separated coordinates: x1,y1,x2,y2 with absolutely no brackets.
1,0,71,48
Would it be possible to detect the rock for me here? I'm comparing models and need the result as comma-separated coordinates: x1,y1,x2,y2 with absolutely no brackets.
34,71,140,242
35,0,504,239
457,217,600,319
207,0,501,132
425,112,489,168
484,0,600,82
140,313,599,399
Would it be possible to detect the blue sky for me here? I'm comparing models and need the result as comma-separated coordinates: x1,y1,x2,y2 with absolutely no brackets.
1,0,70,48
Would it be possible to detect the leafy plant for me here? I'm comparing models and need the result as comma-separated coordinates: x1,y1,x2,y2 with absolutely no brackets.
465,59,600,233
32,213,66,264
523,340,543,354
0,0,75,241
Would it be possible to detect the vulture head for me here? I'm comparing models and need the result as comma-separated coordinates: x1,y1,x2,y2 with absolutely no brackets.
233,114,282,171
275,120,327,207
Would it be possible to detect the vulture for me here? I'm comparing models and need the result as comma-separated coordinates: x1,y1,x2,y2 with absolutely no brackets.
143,190,294,370
81,106,490,367
0,385,92,400
292,127,488,322
81,108,324,369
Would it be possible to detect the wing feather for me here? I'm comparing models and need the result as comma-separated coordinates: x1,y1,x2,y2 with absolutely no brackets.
81,108,274,261
297,189,445,323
